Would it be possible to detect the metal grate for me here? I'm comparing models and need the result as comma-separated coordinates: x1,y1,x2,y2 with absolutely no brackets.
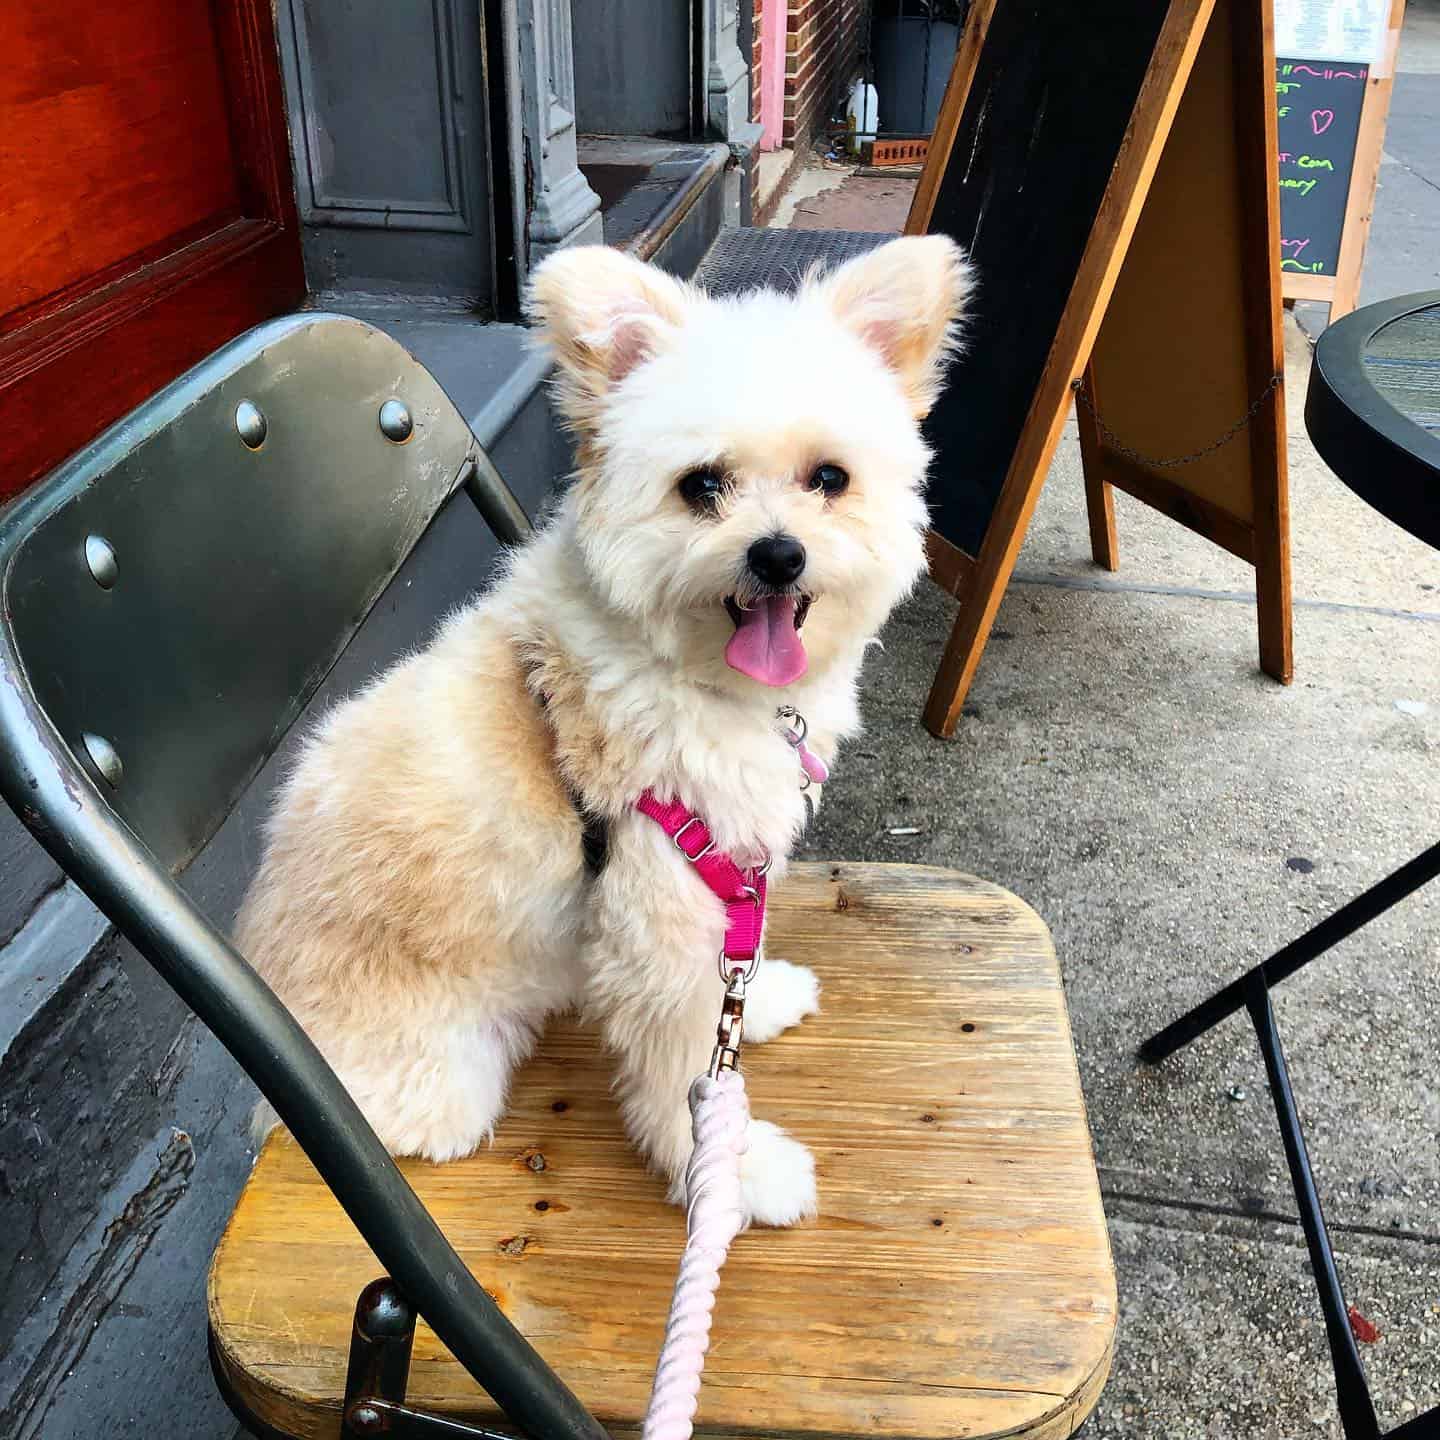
692,227,893,297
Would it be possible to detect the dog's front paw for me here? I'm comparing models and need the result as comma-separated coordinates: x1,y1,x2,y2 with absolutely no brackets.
741,1119,817,1227
744,959,821,1043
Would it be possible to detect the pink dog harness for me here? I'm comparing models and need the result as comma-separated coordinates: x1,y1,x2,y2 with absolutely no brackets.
635,792,769,967
630,711,832,970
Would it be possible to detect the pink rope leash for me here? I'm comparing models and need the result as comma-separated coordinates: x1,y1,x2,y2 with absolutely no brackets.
640,1069,751,1440
633,765,823,1440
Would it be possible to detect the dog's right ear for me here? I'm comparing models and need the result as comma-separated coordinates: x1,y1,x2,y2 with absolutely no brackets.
526,246,691,422
812,234,971,419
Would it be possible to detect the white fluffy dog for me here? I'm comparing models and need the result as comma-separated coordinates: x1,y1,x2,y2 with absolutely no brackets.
236,235,969,1227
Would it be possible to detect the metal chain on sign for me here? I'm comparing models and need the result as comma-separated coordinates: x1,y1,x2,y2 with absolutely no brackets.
1071,370,1284,470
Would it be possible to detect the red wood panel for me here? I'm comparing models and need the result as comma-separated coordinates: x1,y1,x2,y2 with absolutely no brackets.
1,1,242,325
0,0,304,502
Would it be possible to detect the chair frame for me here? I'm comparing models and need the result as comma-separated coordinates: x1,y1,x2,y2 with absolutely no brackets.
0,315,607,1440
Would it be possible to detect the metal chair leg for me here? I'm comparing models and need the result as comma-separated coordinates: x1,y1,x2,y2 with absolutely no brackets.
339,1278,517,1440
1247,977,1380,1440
343,1279,417,1435
1140,840,1440,1063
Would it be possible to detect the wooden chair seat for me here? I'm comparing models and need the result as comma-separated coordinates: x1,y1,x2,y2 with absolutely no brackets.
210,862,1116,1440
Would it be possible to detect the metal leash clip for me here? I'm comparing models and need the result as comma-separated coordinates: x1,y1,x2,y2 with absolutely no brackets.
708,964,751,1076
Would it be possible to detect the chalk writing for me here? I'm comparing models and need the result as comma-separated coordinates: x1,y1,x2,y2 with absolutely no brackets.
1278,62,1370,81
1274,54,1368,282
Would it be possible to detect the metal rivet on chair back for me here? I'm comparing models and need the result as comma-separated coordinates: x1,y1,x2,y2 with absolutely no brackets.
0,314,477,873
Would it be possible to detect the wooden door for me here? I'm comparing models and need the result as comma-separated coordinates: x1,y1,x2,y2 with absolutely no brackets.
0,0,305,502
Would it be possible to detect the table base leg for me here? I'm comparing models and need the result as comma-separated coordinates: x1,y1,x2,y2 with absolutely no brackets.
1140,840,1440,1064
1247,976,1380,1440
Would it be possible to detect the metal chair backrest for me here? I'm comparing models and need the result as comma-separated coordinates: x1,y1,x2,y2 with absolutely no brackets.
0,315,605,1440
4,313,514,871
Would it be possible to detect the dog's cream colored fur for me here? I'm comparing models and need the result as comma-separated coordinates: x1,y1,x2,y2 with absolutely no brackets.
236,236,969,1226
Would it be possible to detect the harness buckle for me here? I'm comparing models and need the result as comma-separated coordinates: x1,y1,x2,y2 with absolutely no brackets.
672,817,716,862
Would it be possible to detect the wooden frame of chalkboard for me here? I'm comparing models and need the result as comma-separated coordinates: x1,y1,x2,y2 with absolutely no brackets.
1081,0,1292,686
1278,0,1405,318
907,0,1291,738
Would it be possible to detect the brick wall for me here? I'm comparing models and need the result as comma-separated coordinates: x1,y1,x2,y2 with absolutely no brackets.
785,0,866,155
749,0,868,220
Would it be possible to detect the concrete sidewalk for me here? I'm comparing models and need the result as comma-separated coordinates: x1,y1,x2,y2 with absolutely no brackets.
782,6,1440,1435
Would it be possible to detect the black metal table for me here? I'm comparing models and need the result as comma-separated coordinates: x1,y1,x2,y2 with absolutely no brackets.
1141,291,1440,1440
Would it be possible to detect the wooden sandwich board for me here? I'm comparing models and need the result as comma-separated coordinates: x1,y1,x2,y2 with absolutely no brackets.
907,0,1291,738
1275,0,1406,318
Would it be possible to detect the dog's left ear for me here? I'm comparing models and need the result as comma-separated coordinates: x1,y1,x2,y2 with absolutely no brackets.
526,246,691,424
814,235,971,418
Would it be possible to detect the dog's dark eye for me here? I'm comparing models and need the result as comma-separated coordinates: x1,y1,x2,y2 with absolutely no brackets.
678,468,726,512
809,463,849,498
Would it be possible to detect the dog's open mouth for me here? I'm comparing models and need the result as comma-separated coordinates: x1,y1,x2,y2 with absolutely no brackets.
723,594,812,687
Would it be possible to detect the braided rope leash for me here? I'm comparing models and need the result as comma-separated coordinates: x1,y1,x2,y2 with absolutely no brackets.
641,961,757,1440
641,1067,751,1440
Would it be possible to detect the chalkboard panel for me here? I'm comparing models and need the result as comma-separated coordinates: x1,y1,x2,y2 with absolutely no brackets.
922,2,1175,558
1276,58,1368,281
911,0,1290,736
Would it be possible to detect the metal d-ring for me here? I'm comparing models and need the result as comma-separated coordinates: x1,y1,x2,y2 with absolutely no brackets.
776,705,808,745
717,949,762,984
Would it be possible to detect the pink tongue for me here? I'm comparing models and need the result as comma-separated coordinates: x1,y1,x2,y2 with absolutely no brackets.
725,595,808,686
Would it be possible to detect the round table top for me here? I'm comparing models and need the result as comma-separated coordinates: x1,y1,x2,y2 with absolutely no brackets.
1306,291,1440,551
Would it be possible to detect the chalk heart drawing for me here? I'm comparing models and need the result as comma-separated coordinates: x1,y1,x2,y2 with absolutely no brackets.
1311,109,1335,135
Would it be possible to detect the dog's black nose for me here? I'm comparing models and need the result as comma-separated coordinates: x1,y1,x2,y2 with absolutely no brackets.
747,534,807,587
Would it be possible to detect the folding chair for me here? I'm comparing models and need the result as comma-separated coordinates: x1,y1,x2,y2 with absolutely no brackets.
0,313,1115,1440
